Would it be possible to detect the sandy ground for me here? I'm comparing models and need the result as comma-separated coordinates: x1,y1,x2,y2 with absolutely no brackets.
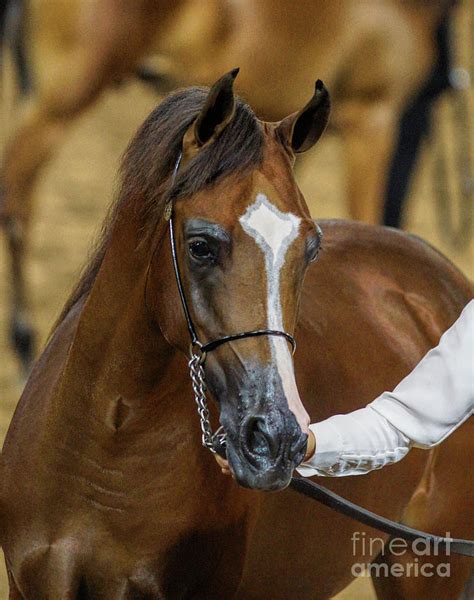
0,60,472,600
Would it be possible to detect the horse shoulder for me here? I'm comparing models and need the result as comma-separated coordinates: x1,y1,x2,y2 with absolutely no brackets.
297,219,471,415
316,219,471,330
1,299,86,522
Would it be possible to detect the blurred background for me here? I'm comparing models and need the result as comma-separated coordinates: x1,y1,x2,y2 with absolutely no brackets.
0,1,472,598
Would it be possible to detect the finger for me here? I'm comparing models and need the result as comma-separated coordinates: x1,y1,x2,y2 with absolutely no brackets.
216,455,230,470
303,429,316,462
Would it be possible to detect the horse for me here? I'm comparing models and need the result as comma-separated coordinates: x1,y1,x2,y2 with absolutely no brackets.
0,0,455,374
1,72,472,599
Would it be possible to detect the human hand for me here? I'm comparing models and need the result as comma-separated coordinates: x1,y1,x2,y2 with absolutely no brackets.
214,452,232,476
303,429,316,463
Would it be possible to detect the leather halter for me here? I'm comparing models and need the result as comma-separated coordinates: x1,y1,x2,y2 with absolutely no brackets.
163,151,474,557
166,153,296,359
164,151,295,454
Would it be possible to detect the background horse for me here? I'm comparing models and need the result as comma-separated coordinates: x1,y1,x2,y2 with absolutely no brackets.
1,73,472,599
0,0,456,374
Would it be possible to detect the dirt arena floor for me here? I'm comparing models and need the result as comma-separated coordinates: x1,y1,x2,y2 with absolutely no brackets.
0,58,472,600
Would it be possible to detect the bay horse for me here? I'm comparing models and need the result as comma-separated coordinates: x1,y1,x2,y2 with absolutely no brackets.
1,72,473,599
0,0,455,374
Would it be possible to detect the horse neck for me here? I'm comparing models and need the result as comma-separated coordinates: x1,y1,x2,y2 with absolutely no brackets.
58,204,174,420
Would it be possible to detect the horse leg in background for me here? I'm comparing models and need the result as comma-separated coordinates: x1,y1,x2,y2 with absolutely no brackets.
0,2,165,375
371,426,474,599
1,97,76,375
337,100,397,224
382,97,432,229
0,0,31,94
383,15,452,228
11,0,31,95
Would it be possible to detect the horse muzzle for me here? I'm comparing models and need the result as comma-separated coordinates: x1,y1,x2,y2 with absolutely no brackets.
223,407,308,491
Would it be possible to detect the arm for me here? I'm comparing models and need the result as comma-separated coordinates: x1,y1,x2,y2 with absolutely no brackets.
297,300,473,478
297,408,411,477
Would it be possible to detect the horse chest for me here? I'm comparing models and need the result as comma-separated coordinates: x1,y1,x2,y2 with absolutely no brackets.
7,518,245,599
5,462,248,599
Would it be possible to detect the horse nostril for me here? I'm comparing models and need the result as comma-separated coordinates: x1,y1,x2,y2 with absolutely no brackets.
245,417,280,459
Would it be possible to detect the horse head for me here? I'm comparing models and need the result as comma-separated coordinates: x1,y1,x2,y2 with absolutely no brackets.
142,70,330,491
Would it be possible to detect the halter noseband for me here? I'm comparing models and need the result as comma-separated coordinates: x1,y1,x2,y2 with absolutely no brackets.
165,152,296,454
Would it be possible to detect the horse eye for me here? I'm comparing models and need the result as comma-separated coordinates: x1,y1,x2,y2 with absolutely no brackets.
189,240,212,259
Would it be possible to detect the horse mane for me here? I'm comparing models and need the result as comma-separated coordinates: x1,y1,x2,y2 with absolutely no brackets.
55,86,264,328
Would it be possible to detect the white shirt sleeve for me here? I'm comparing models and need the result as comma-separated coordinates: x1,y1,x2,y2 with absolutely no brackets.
297,300,474,478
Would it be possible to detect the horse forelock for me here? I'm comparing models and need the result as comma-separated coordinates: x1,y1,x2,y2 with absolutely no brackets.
54,86,264,331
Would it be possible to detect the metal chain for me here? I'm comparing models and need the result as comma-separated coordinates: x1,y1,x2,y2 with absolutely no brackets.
188,351,227,454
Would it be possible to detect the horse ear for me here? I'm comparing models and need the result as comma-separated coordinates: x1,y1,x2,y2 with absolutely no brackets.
276,80,330,153
184,68,239,153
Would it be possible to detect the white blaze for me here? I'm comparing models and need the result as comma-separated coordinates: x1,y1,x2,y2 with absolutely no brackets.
239,193,310,432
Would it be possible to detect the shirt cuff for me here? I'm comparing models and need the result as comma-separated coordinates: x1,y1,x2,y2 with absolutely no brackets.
296,420,344,477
